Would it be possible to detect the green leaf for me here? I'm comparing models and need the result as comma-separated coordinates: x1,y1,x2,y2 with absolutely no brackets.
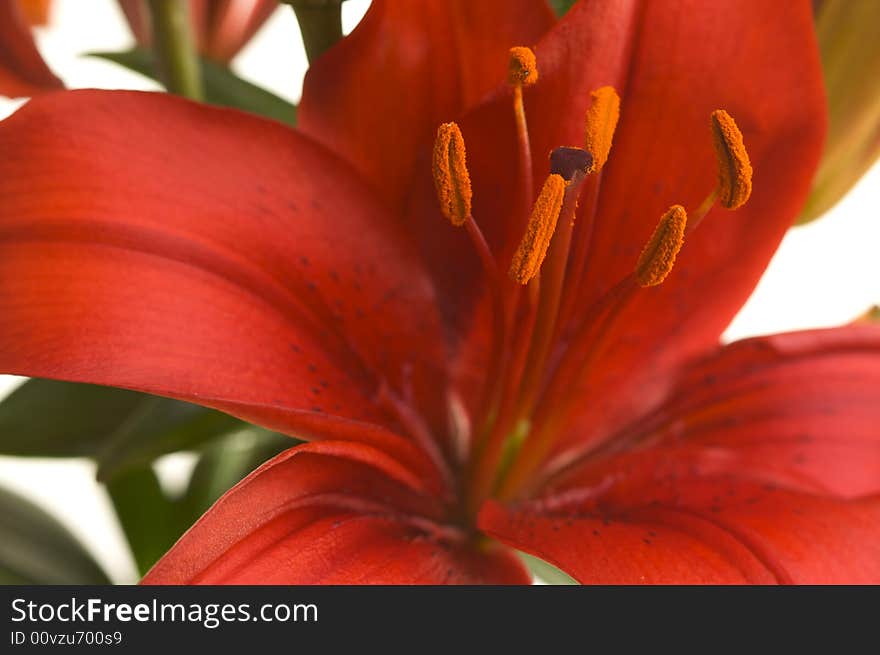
0,379,245,478
179,428,295,526
105,466,179,577
548,0,579,17
0,484,111,584
519,552,579,585
0,379,147,458
91,48,297,125
94,395,243,482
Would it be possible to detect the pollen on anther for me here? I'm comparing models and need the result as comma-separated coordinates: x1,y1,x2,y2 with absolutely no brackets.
635,205,687,287
508,46,538,87
509,174,566,284
710,109,752,210
584,86,620,173
432,122,472,226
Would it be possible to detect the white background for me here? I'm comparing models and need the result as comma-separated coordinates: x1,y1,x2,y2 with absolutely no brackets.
0,0,877,583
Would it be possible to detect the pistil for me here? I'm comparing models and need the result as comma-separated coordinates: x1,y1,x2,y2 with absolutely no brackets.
556,87,621,338
509,151,592,431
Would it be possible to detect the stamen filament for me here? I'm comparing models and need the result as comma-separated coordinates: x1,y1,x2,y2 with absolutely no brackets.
513,84,534,221
466,280,540,517
555,86,620,332
377,382,455,497
508,47,539,225
464,214,509,441
510,168,589,426
686,189,719,235
555,170,602,337
498,204,688,499
496,276,638,500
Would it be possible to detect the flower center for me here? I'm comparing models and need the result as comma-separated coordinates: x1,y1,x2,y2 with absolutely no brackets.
431,47,753,521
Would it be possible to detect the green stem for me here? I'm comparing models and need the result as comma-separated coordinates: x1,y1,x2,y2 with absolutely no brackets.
286,0,344,63
147,0,203,100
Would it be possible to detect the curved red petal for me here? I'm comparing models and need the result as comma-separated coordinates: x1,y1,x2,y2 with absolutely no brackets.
480,500,764,584
298,0,554,214
0,90,450,453
547,327,880,499
497,332,880,584
549,0,826,449
145,444,529,584
481,487,880,584
0,0,62,98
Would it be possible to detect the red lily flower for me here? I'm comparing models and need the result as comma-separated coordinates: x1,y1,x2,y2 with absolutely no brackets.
0,0,877,583
0,0,63,98
118,0,279,63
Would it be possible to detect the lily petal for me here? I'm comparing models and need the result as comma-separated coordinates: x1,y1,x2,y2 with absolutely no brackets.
480,488,880,584
537,0,826,450
298,0,554,213
0,90,449,453
549,327,880,499
0,0,62,98
482,328,880,584
145,442,529,584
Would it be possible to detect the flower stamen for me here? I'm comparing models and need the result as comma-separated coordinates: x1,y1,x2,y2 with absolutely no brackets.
635,205,687,287
497,203,689,500
558,86,621,333
710,109,752,210
583,86,620,174
432,122,472,226
507,46,538,87
508,47,538,222
511,148,593,429
508,173,566,284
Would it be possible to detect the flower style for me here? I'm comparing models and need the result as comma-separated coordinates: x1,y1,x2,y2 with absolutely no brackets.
0,0,877,584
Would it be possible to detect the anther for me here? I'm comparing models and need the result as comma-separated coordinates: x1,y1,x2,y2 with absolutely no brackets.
508,47,538,87
635,205,687,287
584,86,620,173
509,174,566,284
550,147,594,182
432,122,472,226
710,109,752,210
